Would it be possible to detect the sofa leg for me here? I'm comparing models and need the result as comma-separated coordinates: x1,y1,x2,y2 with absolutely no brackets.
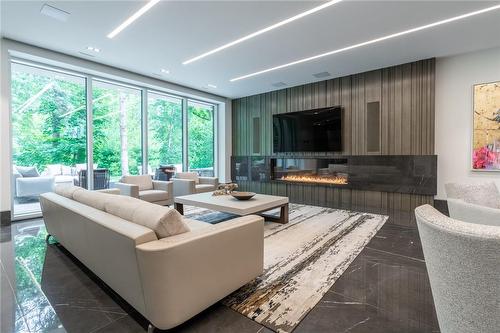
147,324,155,333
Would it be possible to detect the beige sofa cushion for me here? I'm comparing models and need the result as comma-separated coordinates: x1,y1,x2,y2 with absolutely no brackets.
105,195,144,221
104,195,189,237
54,185,83,199
176,172,199,184
139,190,169,203
73,188,110,211
121,175,153,191
132,205,190,238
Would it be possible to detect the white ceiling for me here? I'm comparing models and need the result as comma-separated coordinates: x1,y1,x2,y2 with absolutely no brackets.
1,0,500,98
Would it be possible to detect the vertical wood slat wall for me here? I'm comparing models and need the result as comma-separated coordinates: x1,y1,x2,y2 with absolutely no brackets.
232,59,435,226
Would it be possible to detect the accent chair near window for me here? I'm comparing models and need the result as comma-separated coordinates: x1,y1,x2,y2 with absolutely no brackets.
115,174,173,206
172,172,218,197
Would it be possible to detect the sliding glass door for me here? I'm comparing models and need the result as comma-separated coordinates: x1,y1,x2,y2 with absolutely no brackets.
11,63,87,217
187,100,215,176
92,80,142,186
147,92,183,174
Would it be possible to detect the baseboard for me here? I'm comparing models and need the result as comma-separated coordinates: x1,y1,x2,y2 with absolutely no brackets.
433,199,449,216
1,211,11,226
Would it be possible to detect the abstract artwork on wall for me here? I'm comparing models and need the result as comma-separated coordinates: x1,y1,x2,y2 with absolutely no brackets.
472,81,500,170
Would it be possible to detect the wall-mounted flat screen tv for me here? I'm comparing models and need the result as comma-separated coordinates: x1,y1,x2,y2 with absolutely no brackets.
273,106,342,152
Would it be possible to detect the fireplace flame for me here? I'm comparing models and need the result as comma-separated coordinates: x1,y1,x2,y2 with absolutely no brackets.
280,174,348,185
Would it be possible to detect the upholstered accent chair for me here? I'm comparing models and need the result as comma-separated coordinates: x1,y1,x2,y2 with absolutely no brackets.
445,182,500,225
115,175,173,206
172,172,218,197
414,205,500,333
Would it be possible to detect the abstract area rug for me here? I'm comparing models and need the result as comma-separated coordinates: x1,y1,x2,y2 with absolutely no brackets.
185,204,388,333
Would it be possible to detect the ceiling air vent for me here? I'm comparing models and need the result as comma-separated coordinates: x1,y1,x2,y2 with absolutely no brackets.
313,71,331,78
272,82,287,88
40,4,70,22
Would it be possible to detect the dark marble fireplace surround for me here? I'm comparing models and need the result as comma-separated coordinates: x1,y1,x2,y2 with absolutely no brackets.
232,155,437,196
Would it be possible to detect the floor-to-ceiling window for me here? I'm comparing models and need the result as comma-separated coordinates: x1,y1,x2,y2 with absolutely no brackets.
147,92,183,173
11,62,87,217
10,60,218,219
92,80,142,184
187,100,215,176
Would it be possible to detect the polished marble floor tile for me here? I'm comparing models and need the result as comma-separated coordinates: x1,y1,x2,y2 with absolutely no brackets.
0,212,439,333
365,222,425,261
294,292,439,333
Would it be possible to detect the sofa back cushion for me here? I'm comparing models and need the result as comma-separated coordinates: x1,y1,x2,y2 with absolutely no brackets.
132,204,190,238
104,195,190,238
121,175,153,191
54,185,83,199
73,188,109,211
16,166,40,178
176,172,199,184
445,182,500,209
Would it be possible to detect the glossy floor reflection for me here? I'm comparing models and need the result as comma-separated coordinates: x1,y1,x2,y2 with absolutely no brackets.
0,215,440,333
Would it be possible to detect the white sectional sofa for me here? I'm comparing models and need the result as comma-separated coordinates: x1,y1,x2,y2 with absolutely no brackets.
40,186,264,331
13,165,55,199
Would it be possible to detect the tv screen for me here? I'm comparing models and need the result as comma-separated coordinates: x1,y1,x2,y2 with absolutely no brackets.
273,106,342,152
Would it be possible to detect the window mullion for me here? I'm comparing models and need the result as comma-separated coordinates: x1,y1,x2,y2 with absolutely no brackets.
182,97,188,172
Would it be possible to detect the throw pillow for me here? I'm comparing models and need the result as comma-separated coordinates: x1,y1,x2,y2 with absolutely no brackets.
16,166,40,178
132,203,190,238
103,194,190,237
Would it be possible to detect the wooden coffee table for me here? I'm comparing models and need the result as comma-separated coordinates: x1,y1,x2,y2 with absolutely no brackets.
174,192,290,224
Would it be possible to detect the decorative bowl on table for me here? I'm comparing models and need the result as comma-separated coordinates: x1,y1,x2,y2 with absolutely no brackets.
231,191,256,200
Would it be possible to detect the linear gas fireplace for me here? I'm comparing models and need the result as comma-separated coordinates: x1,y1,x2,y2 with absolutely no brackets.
232,155,437,195
271,158,349,186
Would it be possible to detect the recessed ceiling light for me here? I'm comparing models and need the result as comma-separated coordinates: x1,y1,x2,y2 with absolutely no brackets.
230,4,500,82
182,0,343,65
207,84,217,89
40,4,70,22
161,68,170,74
107,0,161,39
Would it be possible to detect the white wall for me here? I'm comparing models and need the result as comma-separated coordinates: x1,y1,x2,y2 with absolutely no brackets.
435,46,500,199
0,38,232,214
0,40,12,212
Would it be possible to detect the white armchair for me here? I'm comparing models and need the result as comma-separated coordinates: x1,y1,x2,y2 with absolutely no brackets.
172,172,218,197
445,182,500,225
115,175,173,206
415,205,500,333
